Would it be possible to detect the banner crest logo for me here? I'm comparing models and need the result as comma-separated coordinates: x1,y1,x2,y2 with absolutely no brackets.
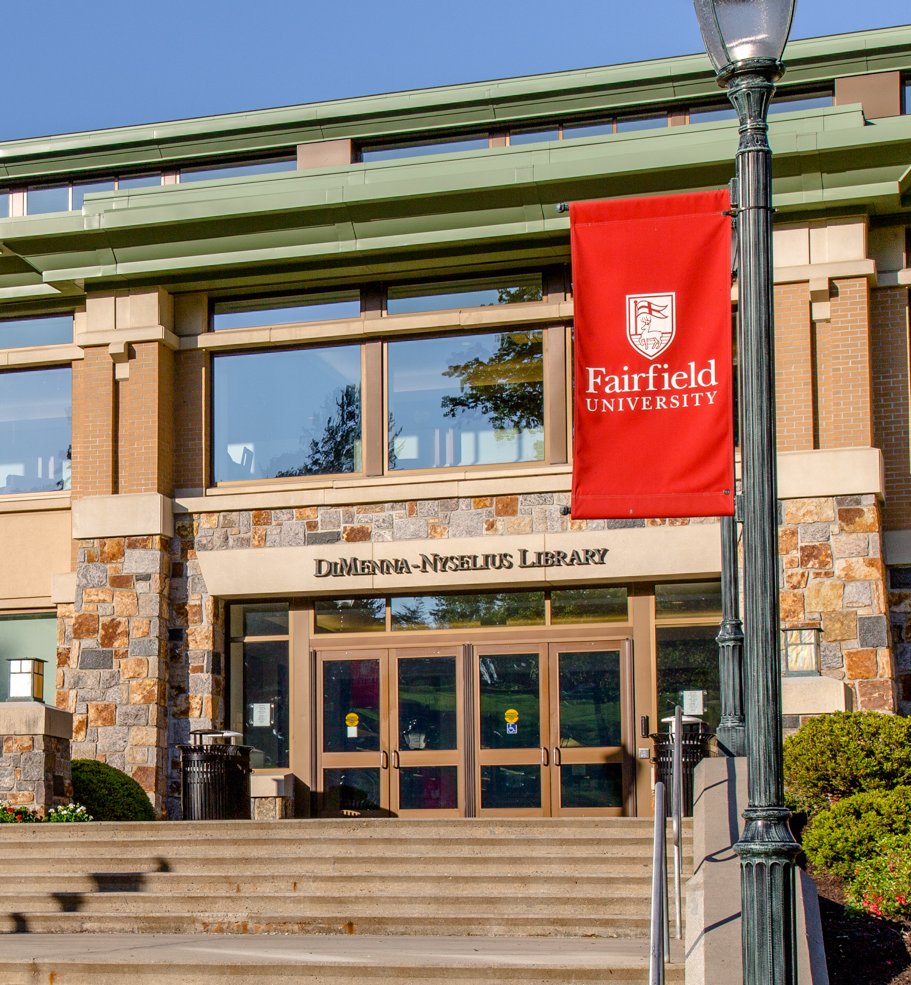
626,292,675,359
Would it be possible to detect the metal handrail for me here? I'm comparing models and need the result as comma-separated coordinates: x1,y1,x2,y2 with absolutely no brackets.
672,705,683,940
649,780,670,985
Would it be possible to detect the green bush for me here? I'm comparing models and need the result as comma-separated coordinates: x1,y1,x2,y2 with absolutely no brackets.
783,711,911,815
70,760,156,822
845,834,911,920
802,786,911,879
0,804,42,823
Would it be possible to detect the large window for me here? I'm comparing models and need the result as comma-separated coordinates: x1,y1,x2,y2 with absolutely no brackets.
387,329,544,470
0,366,71,494
213,293,360,331
656,625,721,731
213,345,362,482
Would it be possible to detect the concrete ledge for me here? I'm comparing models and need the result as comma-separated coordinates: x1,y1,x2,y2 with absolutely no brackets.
51,572,76,604
72,493,174,540
686,757,829,984
777,447,884,501
0,703,72,740
782,676,854,717
250,773,294,798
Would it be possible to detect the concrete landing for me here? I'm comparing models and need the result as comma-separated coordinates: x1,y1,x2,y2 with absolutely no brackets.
0,933,686,984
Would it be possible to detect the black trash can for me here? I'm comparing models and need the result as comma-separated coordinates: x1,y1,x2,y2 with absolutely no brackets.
650,726,713,817
179,739,251,820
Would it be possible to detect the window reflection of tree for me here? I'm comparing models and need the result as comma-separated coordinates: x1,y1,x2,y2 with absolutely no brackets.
273,383,361,477
440,331,544,439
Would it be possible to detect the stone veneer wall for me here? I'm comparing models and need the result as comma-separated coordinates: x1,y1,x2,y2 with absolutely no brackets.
188,493,716,553
0,734,71,812
56,492,900,818
57,536,171,814
778,494,895,712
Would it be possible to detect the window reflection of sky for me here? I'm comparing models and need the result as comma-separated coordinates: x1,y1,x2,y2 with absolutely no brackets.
387,331,543,470
214,299,360,331
213,346,361,482
0,367,71,494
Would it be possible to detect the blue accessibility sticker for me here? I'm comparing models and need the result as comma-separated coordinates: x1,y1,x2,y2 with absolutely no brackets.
506,722,518,734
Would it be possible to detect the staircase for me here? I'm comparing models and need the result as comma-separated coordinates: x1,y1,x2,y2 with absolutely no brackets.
0,817,691,983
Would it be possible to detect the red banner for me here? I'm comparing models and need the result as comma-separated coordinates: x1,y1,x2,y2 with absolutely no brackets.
570,190,734,519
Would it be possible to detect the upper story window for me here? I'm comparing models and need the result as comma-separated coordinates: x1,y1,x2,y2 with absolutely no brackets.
387,329,544,471
212,343,362,482
0,314,72,349
180,160,296,183
386,275,542,315
361,137,488,163
213,292,360,331
0,365,71,494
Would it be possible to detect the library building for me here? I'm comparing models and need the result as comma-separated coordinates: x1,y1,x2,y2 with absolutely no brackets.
0,24,908,820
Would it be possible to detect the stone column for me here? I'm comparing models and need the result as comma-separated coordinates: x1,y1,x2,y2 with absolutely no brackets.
0,704,73,813
58,536,170,814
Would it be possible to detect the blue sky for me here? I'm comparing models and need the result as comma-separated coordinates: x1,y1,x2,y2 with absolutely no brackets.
4,1,908,141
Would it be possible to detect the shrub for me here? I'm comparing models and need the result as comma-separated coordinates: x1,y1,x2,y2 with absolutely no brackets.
783,711,911,816
0,804,42,823
71,760,156,822
802,786,911,880
46,804,93,823
845,835,911,920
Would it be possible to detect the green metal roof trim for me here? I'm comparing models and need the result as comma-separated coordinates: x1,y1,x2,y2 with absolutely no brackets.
0,101,907,303
0,24,909,183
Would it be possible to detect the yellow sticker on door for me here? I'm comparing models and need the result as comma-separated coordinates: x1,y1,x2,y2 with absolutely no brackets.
345,713,360,727
504,709,519,724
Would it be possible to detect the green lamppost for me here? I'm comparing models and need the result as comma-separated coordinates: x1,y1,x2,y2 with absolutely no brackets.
691,2,800,983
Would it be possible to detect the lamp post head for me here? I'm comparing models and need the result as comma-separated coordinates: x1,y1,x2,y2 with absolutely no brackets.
693,0,796,83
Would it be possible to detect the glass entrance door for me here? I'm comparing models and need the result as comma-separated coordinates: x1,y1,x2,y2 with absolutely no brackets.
316,646,464,816
475,645,551,816
547,642,631,816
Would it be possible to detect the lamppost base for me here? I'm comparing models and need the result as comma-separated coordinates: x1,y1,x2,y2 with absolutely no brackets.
716,720,747,758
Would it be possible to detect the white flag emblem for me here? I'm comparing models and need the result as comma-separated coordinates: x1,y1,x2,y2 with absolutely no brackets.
626,292,676,359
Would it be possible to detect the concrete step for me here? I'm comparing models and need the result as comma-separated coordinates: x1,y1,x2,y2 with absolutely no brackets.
0,871,679,895
0,889,670,917
0,854,685,877
0,911,654,937
0,934,687,984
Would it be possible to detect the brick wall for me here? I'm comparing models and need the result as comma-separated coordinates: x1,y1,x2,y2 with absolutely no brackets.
174,349,207,492
71,347,115,500
118,343,174,496
817,278,874,449
871,286,911,530
774,283,814,451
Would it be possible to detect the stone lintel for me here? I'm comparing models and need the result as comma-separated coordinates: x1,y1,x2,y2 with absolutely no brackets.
781,676,854,717
777,447,884,502
72,493,174,540
0,703,73,740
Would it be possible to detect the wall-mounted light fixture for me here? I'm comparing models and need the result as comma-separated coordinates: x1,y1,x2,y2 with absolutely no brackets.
7,658,46,702
783,628,821,676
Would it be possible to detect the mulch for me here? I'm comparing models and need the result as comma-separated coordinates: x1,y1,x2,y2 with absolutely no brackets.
811,866,911,984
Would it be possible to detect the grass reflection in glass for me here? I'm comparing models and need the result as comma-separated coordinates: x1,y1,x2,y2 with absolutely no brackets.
655,581,722,618
390,592,544,630
479,653,540,749
558,651,621,748
656,625,722,731
315,598,385,633
397,657,457,750
481,765,541,809
322,659,381,753
560,764,623,809
551,587,628,623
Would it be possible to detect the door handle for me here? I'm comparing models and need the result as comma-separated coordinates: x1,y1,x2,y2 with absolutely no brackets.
392,750,400,769
553,747,562,766
541,747,549,766
381,750,388,769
